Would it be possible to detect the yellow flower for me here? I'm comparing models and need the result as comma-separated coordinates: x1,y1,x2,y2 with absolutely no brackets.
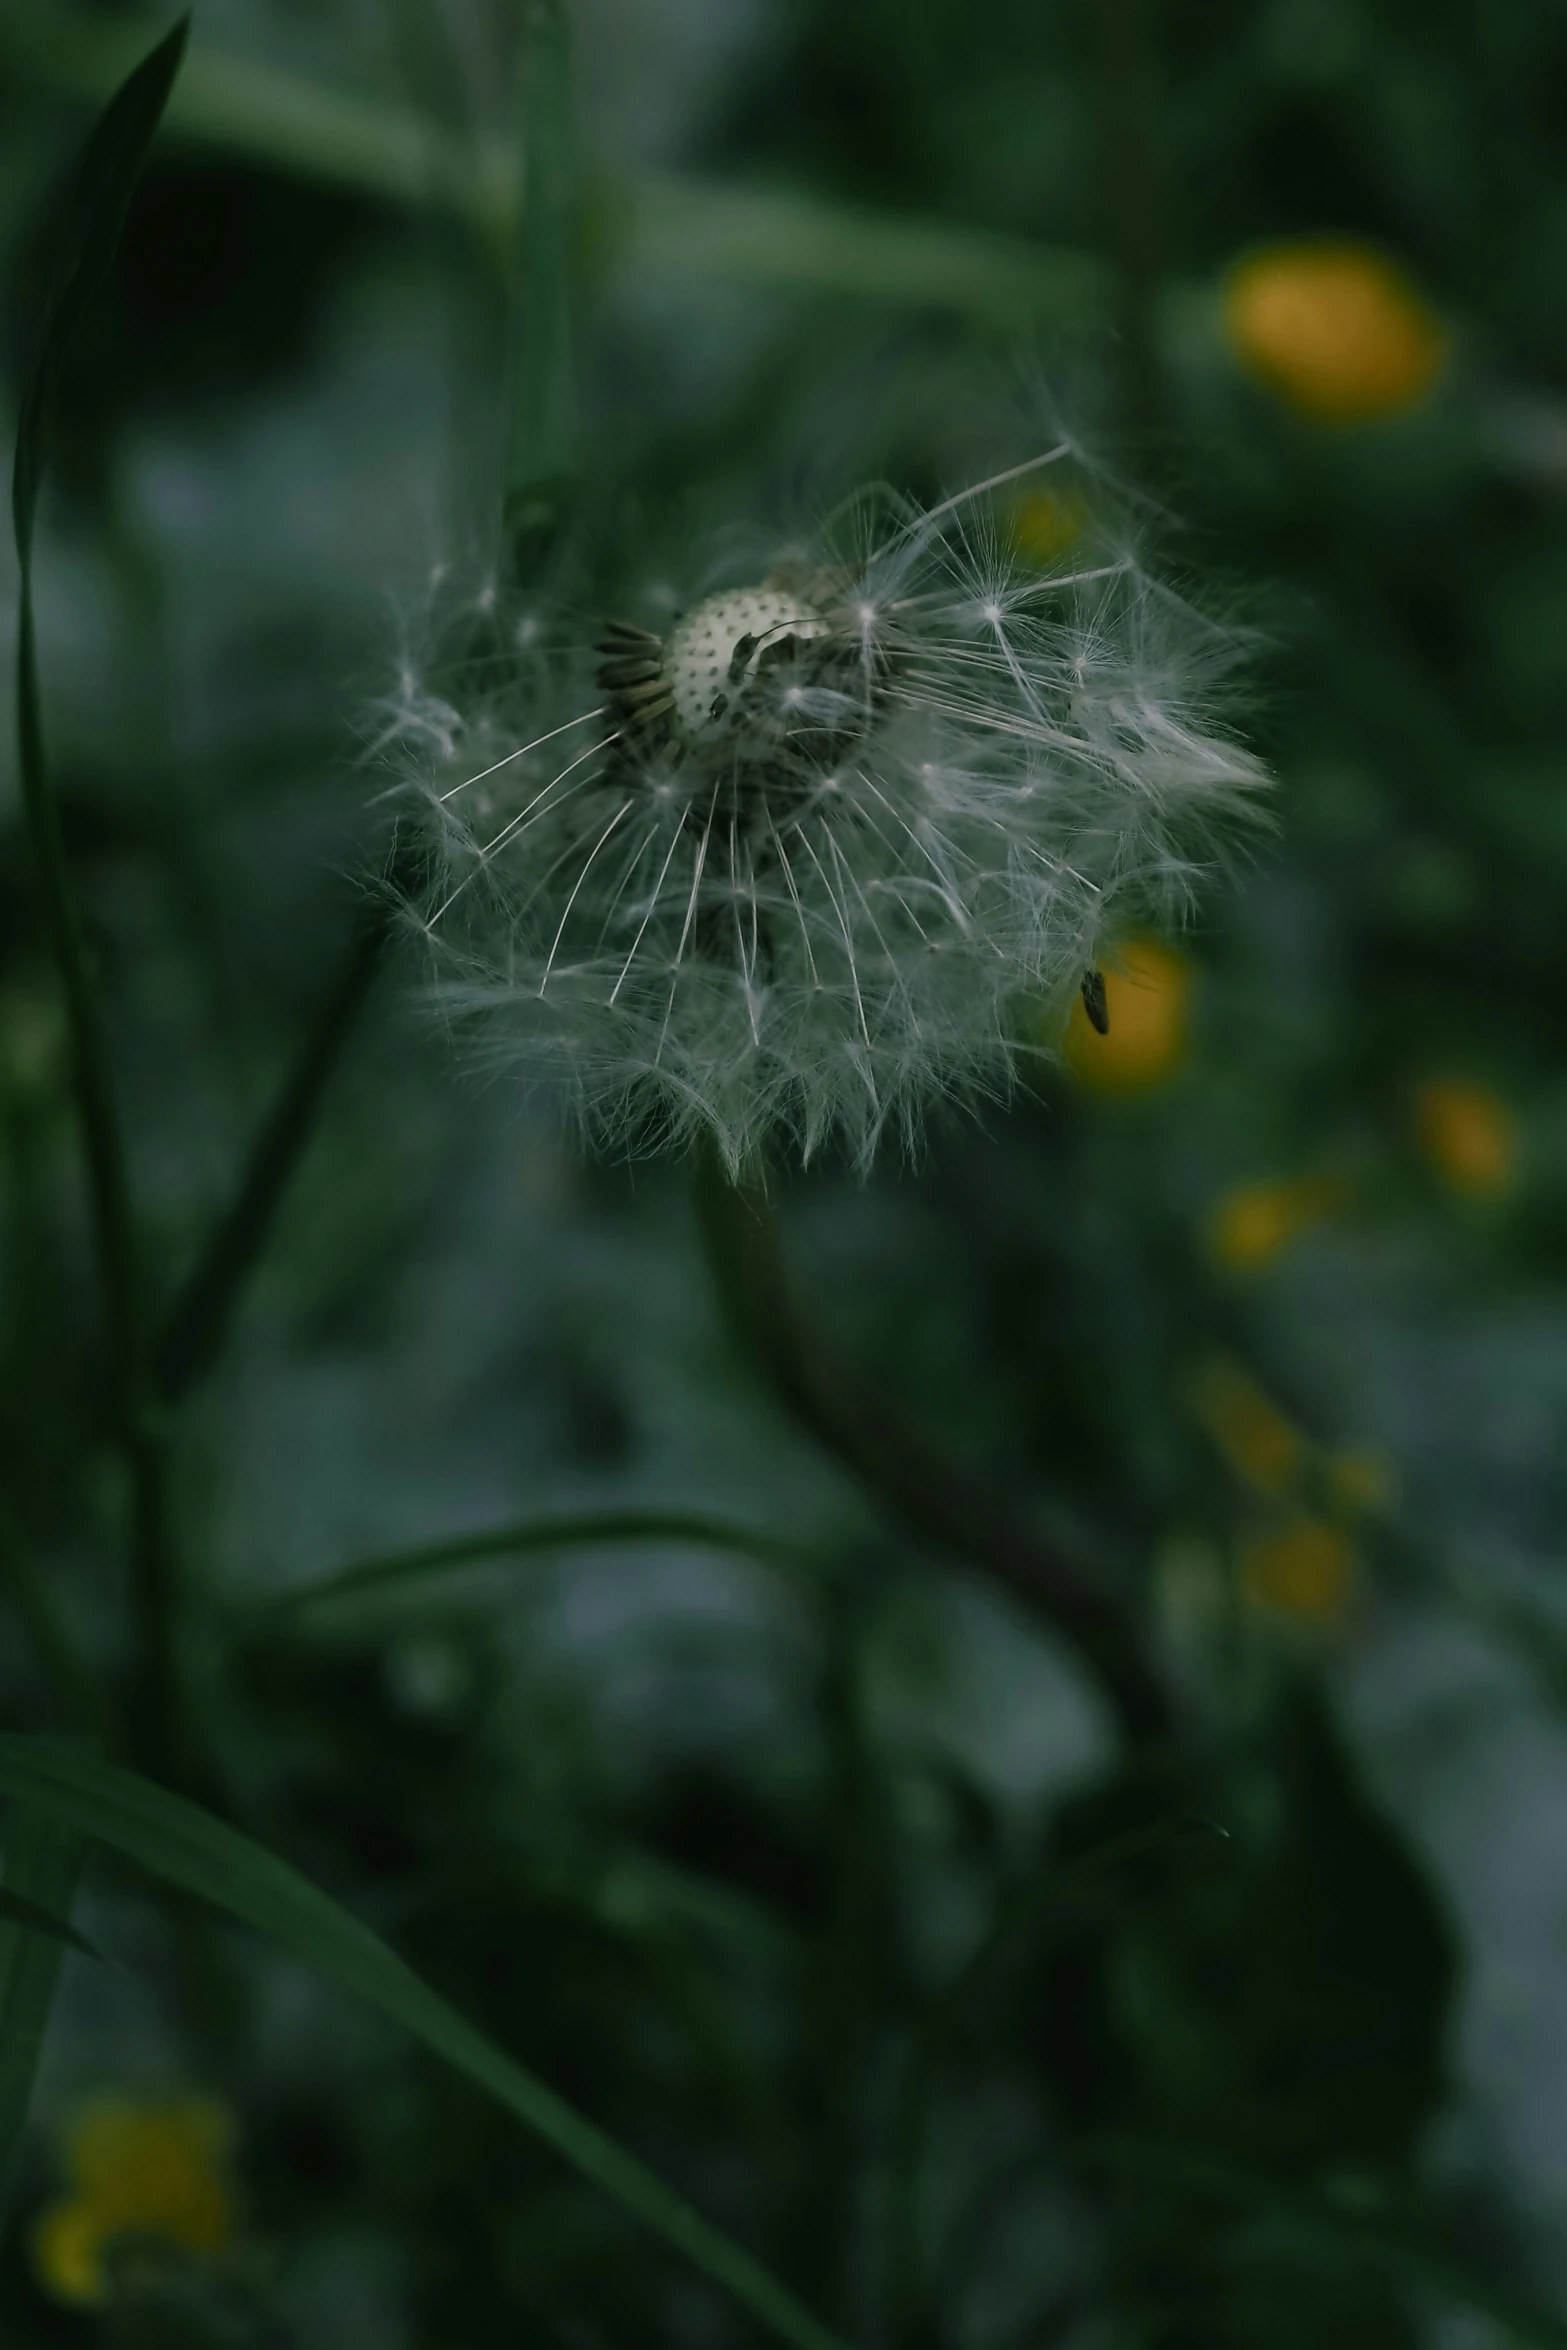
1413,1078,1516,1197
1223,241,1447,424
33,2094,237,2306
1325,1444,1398,1520
1207,1174,1343,1273
1065,938,1188,1094
1010,488,1086,567
1240,1517,1355,1622
1192,1360,1303,1497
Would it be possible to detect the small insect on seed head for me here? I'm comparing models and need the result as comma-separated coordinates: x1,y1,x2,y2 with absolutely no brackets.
389,446,1267,1171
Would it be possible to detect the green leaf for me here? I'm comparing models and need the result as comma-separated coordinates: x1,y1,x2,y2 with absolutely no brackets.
257,1508,811,1618
0,1807,83,2220
0,1740,846,2350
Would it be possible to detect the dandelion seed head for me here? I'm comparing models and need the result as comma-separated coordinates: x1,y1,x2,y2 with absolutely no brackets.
665,588,830,743
383,450,1267,1171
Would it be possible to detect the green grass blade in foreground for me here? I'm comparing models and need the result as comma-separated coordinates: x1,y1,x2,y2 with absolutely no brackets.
0,1808,83,2220
0,1740,848,2350
12,20,191,1781
12,13,189,1399
1086,2139,1567,2350
154,903,391,1402
13,14,190,557
259,1508,812,1616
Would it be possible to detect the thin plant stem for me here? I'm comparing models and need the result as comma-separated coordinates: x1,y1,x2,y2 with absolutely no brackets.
15,569,179,1783
14,592,141,1443
0,1501,113,1745
10,17,191,1783
0,1806,83,2230
801,1568,883,2330
155,901,393,1403
691,1146,1177,1747
504,0,578,544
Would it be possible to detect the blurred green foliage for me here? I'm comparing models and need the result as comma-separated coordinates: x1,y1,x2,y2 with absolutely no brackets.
1,1,1567,2346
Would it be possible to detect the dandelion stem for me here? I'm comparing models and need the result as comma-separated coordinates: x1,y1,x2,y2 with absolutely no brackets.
692,1147,1177,1745
155,899,393,1403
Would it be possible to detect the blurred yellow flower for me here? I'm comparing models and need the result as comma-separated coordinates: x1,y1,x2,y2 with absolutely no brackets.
1207,1174,1343,1272
1414,1078,1516,1197
1193,1360,1303,1496
1065,938,1188,1094
1223,241,1447,424
1325,1443,1398,1519
33,2094,237,2306
1010,488,1086,566
1240,1517,1355,1622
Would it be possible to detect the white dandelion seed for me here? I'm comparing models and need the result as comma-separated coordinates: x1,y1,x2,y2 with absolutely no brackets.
382,452,1268,1172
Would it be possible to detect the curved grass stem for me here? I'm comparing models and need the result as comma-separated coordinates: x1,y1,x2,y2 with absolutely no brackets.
10,18,190,1781
15,531,179,1782
0,1501,112,1745
691,1144,1176,1747
155,901,392,1403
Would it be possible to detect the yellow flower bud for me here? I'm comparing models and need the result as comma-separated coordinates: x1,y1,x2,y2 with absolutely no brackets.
1325,1444,1398,1520
1413,1078,1516,1197
1240,1517,1355,1622
1206,1174,1343,1273
1224,241,1447,424
1065,938,1188,1094
1192,1360,1304,1497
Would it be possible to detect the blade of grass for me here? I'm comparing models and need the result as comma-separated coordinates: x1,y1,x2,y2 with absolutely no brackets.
0,1739,849,2350
11,17,191,1778
155,900,392,1403
0,1500,113,1743
0,9,508,223
504,0,578,546
0,1807,84,2222
626,172,1110,323
0,1887,102,1967
12,13,190,1403
254,1508,812,1618
0,10,1110,327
